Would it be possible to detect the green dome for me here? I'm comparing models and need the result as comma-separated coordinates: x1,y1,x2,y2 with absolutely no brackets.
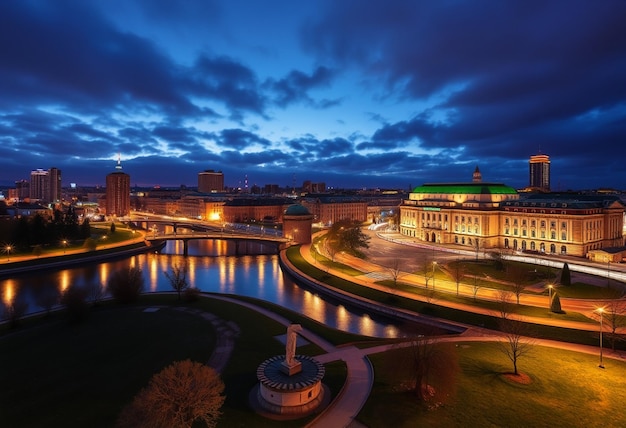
284,204,311,216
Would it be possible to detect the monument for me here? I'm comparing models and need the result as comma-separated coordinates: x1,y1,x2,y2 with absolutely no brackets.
254,324,326,418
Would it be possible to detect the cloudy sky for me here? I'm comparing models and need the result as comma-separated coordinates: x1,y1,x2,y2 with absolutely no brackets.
1,0,625,191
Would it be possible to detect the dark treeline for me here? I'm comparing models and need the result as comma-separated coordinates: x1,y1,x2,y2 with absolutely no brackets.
1,206,91,252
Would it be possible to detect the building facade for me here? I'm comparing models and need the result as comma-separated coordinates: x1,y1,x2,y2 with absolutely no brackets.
198,170,224,193
400,180,625,259
301,196,368,226
105,161,131,217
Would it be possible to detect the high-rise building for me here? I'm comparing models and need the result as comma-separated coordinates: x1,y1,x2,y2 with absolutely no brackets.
15,179,30,201
29,168,49,201
48,167,62,203
106,159,131,217
198,170,224,193
529,154,550,191
28,167,62,203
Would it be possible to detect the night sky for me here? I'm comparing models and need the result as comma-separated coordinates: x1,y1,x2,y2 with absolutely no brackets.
1,1,625,191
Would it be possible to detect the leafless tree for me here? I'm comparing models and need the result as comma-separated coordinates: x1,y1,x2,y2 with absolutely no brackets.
386,258,403,288
497,318,535,376
496,289,513,320
117,359,225,428
603,300,626,351
448,261,465,296
506,263,529,304
164,263,190,300
471,276,481,301
420,258,434,288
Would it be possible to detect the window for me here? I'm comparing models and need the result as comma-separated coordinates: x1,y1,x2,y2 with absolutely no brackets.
561,232,567,240
522,229,527,237
531,220,536,227
561,222,567,229
540,220,546,228
531,230,536,238
551,231,556,239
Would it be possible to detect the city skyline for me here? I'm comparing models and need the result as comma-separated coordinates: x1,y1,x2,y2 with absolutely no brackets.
1,1,625,190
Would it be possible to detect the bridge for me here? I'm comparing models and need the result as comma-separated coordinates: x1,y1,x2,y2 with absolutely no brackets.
144,231,291,256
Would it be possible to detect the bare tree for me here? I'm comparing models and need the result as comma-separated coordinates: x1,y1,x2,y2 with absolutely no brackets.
506,263,529,305
117,359,225,428
448,261,465,296
496,289,513,320
471,276,481,301
164,263,190,300
386,258,403,288
497,318,535,376
604,300,626,351
420,258,434,289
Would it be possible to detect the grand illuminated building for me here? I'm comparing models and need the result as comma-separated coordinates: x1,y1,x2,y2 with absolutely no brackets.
400,168,625,258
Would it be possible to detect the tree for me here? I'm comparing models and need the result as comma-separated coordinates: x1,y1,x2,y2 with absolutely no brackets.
448,261,465,296
604,300,626,350
497,318,535,375
496,290,513,320
110,222,116,234
61,285,89,323
117,360,225,428
80,217,91,239
560,262,571,286
506,263,529,305
164,263,190,300
550,292,563,313
326,220,370,258
386,259,403,289
107,267,145,304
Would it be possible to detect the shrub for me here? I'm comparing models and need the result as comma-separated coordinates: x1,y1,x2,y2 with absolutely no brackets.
550,293,564,313
107,267,145,304
560,263,571,286
61,285,89,323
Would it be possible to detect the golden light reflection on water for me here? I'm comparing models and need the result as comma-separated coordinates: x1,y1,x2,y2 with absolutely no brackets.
148,254,159,292
336,304,348,331
99,263,109,288
359,313,375,337
3,280,15,305
59,270,70,293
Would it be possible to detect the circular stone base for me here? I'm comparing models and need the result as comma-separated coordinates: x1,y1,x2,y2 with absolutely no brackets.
249,383,331,421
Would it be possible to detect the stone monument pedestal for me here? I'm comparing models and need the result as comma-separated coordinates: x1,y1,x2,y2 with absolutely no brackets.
280,360,302,376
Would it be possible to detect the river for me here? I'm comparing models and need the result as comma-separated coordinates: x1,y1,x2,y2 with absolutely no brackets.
0,239,425,338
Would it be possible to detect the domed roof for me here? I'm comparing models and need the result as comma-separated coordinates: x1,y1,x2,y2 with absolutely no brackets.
284,204,310,216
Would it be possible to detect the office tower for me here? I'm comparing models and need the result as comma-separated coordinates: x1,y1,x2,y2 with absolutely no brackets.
105,159,131,217
198,170,224,193
29,168,49,201
15,180,30,200
529,154,550,191
48,167,62,203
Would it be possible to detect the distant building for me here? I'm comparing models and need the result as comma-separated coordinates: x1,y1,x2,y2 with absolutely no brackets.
14,180,30,201
302,181,326,194
28,167,62,203
105,159,131,217
529,154,550,191
301,196,368,226
283,204,313,244
222,197,291,224
399,168,625,258
198,170,224,193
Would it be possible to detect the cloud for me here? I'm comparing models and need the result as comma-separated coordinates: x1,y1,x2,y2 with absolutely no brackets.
265,66,339,108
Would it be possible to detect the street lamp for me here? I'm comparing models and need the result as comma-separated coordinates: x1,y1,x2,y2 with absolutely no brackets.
548,284,553,308
62,240,68,254
596,307,605,369
4,244,12,261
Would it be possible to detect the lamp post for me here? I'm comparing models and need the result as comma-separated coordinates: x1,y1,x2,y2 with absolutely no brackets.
62,240,68,254
548,284,553,308
597,307,605,369
4,244,12,261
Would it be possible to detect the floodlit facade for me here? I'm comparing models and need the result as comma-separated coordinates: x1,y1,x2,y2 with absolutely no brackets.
105,160,131,217
400,172,625,258
529,154,550,191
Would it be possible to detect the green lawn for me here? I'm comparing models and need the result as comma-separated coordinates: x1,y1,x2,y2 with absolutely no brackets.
0,295,352,428
361,342,626,427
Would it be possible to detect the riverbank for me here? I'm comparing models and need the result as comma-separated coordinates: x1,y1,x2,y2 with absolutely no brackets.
0,235,164,278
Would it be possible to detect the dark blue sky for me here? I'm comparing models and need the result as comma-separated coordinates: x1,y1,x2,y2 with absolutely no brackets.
1,0,625,190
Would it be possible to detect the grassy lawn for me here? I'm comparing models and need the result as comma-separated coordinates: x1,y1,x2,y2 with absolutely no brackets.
360,342,626,427
286,246,625,349
0,294,353,428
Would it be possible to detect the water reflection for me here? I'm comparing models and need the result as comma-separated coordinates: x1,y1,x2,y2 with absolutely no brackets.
0,239,412,337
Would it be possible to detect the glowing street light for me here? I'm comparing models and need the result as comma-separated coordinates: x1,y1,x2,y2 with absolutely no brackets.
596,307,605,369
62,240,68,254
548,284,553,308
4,244,12,261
